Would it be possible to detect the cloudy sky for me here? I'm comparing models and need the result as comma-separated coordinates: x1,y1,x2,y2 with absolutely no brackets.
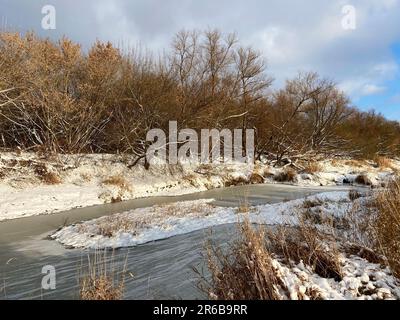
1,0,400,119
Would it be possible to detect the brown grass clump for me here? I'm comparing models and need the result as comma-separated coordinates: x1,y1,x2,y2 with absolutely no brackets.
374,156,392,169
183,173,200,187
304,162,322,174
224,176,249,187
345,160,367,168
249,173,264,184
236,200,252,214
79,250,126,300
103,175,130,191
345,243,384,265
372,178,400,278
348,189,362,201
34,164,61,184
96,215,147,238
196,220,287,300
266,222,343,281
274,168,297,183
302,198,323,209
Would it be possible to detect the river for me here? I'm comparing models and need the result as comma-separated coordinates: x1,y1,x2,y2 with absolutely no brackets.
0,184,352,300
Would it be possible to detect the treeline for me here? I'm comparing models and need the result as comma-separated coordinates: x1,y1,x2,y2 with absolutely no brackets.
0,30,399,163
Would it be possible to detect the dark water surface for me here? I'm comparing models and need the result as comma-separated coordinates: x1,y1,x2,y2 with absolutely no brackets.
0,184,351,299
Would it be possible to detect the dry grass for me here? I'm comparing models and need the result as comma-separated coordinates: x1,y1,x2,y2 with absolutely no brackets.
197,218,344,300
96,215,145,238
79,250,127,300
266,221,343,281
102,175,130,191
34,164,61,184
345,160,367,168
349,189,362,201
304,162,322,174
372,178,400,278
224,176,249,187
183,173,200,187
236,199,253,214
345,243,384,265
80,173,92,182
302,198,323,209
273,168,297,183
374,156,392,169
77,201,214,238
249,173,264,184
196,220,287,300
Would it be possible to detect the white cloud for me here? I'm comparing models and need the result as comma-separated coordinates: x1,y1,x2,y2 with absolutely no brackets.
339,60,398,99
361,84,387,95
1,0,400,104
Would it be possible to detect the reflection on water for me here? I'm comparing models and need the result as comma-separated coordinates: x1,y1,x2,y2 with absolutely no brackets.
0,184,352,300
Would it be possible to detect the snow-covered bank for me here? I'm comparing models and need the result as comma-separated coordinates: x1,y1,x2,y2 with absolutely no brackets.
51,187,400,300
51,191,352,249
1,152,398,221
270,253,400,300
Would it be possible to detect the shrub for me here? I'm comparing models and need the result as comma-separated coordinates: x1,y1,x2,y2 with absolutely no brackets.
266,222,343,281
102,175,130,191
349,190,362,201
249,173,264,184
224,176,249,187
304,162,322,174
79,250,126,300
196,220,287,300
96,215,141,238
34,164,61,184
374,156,391,169
372,178,400,278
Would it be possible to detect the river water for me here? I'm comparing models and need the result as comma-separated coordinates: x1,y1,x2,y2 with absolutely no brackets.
0,184,351,300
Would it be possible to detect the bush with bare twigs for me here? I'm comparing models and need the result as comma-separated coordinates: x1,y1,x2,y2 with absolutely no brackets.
2,31,400,162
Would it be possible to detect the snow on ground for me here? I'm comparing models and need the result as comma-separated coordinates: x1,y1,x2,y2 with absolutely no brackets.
51,191,352,249
0,151,398,221
273,255,400,300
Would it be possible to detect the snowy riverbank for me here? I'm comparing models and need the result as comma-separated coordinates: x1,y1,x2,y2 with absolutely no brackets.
1,152,398,221
51,191,355,249
50,189,400,300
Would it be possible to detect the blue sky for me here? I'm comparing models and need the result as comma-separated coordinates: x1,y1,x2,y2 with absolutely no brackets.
1,0,400,120
357,43,400,119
